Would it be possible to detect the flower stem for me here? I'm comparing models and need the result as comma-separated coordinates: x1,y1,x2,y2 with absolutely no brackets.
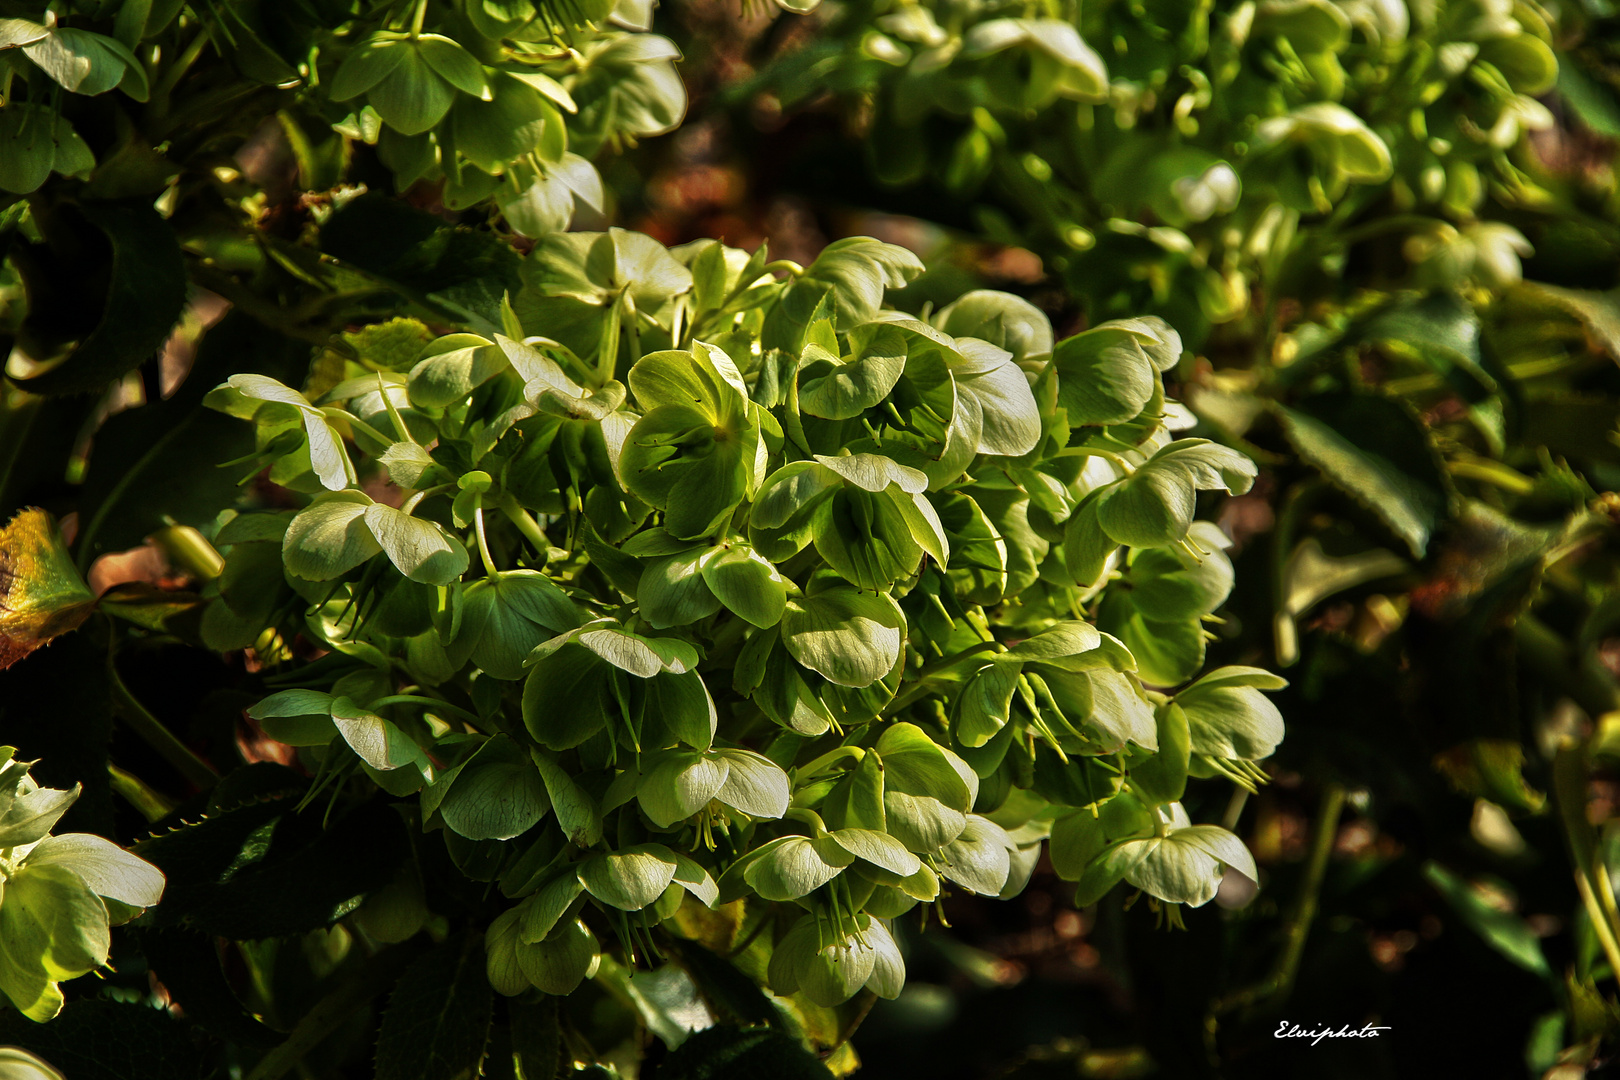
795,745,866,780
1210,781,1344,1019
107,764,176,822
498,496,548,553
474,505,498,576
108,661,219,790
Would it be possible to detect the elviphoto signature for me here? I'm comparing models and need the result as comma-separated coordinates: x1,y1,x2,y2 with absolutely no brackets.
1275,1022,1393,1046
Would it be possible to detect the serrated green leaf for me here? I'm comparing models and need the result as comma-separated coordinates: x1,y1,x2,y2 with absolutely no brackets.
1276,395,1450,557
374,933,493,1080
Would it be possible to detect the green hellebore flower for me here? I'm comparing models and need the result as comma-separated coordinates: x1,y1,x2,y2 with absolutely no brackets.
766,913,905,1006
1077,808,1258,909
0,757,165,1021
937,814,1017,896
1253,102,1392,184
932,290,1055,364
449,570,582,680
486,908,600,997
1176,667,1288,789
204,374,356,492
635,748,791,828
246,687,437,789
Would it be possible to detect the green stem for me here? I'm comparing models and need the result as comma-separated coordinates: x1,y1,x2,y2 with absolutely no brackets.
963,609,996,643
474,506,498,576
1330,213,1444,249
401,483,455,515
377,376,412,443
1575,871,1620,983
326,409,392,449
1447,458,1535,495
1270,479,1327,668
1212,782,1344,1018
108,660,219,790
498,496,548,553
75,405,208,574
1516,615,1620,719
761,259,804,278
1553,745,1620,982
107,764,176,822
1055,445,1133,471
784,807,829,835
148,26,211,116
795,745,866,780
1270,783,1345,994
0,390,42,512
914,639,1002,680
882,679,943,718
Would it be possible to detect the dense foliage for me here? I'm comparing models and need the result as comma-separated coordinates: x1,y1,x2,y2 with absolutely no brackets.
2,0,1620,1076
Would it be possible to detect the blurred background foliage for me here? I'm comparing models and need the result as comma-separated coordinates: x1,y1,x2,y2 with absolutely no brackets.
6,0,1620,1076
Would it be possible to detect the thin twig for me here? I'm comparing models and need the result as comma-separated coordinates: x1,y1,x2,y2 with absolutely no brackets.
108,657,219,790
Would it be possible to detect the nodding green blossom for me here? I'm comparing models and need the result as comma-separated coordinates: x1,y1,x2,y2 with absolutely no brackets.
0,750,165,1022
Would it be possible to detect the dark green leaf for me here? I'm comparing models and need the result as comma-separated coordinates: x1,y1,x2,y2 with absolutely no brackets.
14,203,186,396
1276,393,1450,557
508,995,562,1079
134,798,409,939
657,1024,831,1080
0,1000,208,1080
375,932,495,1080
1423,861,1551,979
75,315,306,560
322,194,524,332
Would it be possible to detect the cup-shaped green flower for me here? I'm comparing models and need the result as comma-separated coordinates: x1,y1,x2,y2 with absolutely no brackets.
448,569,582,680
618,341,765,540
1075,803,1257,908
1064,439,1257,584
1097,521,1236,686
0,752,165,1021
635,748,791,829
486,910,600,997
204,375,357,492
246,681,441,795
766,912,905,1007
1176,666,1288,790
